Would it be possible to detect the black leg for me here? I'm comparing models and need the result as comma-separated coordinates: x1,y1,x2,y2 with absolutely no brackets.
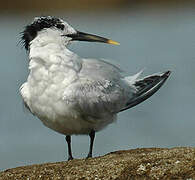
86,130,95,159
65,135,73,160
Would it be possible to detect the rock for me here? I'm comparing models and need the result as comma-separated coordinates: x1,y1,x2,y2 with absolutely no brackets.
0,147,195,179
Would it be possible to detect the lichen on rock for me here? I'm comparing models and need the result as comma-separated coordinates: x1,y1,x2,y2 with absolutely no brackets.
0,147,195,180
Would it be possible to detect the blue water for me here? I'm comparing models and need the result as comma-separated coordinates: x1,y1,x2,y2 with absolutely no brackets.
0,8,195,170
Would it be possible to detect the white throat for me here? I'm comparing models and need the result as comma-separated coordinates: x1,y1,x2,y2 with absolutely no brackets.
30,28,71,51
29,28,81,70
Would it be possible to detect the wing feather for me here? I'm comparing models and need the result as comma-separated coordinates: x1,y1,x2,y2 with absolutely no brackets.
63,58,134,117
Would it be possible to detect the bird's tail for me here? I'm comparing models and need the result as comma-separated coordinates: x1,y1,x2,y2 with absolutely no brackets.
120,71,171,112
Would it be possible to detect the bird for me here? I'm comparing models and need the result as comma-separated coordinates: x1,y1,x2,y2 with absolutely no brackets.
20,16,171,160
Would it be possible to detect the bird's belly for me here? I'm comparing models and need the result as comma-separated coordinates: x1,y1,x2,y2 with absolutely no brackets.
27,90,93,134
21,82,115,135
34,102,115,135
39,113,96,135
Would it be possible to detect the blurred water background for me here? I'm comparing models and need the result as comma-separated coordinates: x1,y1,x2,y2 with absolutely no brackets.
0,0,195,171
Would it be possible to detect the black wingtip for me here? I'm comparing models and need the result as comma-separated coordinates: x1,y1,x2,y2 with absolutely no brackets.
119,70,171,112
163,70,171,78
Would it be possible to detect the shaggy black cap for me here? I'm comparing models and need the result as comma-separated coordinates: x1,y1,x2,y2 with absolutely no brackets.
21,16,65,50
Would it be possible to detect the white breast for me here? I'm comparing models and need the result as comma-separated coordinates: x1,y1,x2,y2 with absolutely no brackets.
20,42,95,134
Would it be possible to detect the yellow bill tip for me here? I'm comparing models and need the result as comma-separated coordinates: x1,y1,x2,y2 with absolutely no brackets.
107,39,120,45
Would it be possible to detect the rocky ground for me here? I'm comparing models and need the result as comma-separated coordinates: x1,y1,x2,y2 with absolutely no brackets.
0,147,195,180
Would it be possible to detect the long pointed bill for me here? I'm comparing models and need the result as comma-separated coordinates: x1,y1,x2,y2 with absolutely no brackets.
66,31,120,45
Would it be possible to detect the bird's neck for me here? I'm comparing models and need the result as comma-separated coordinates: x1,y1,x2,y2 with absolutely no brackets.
28,29,76,63
29,41,69,59
29,33,68,57
27,42,81,91
28,38,82,86
29,38,81,69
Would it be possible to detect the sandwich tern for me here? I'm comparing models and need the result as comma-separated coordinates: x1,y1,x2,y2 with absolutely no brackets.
20,16,171,160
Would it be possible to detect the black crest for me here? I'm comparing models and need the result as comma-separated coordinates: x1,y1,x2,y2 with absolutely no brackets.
21,16,65,50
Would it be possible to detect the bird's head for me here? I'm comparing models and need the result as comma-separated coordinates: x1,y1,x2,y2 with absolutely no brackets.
21,16,119,50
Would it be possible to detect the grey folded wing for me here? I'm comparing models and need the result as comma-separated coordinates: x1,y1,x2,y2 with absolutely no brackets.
63,58,135,117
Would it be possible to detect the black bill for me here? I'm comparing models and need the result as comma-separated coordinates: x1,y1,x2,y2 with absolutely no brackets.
66,31,119,45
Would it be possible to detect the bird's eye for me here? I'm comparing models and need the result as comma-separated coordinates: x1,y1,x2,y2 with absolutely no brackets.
56,24,64,30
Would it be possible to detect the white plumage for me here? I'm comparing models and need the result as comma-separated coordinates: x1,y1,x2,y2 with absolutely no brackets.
20,16,170,159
